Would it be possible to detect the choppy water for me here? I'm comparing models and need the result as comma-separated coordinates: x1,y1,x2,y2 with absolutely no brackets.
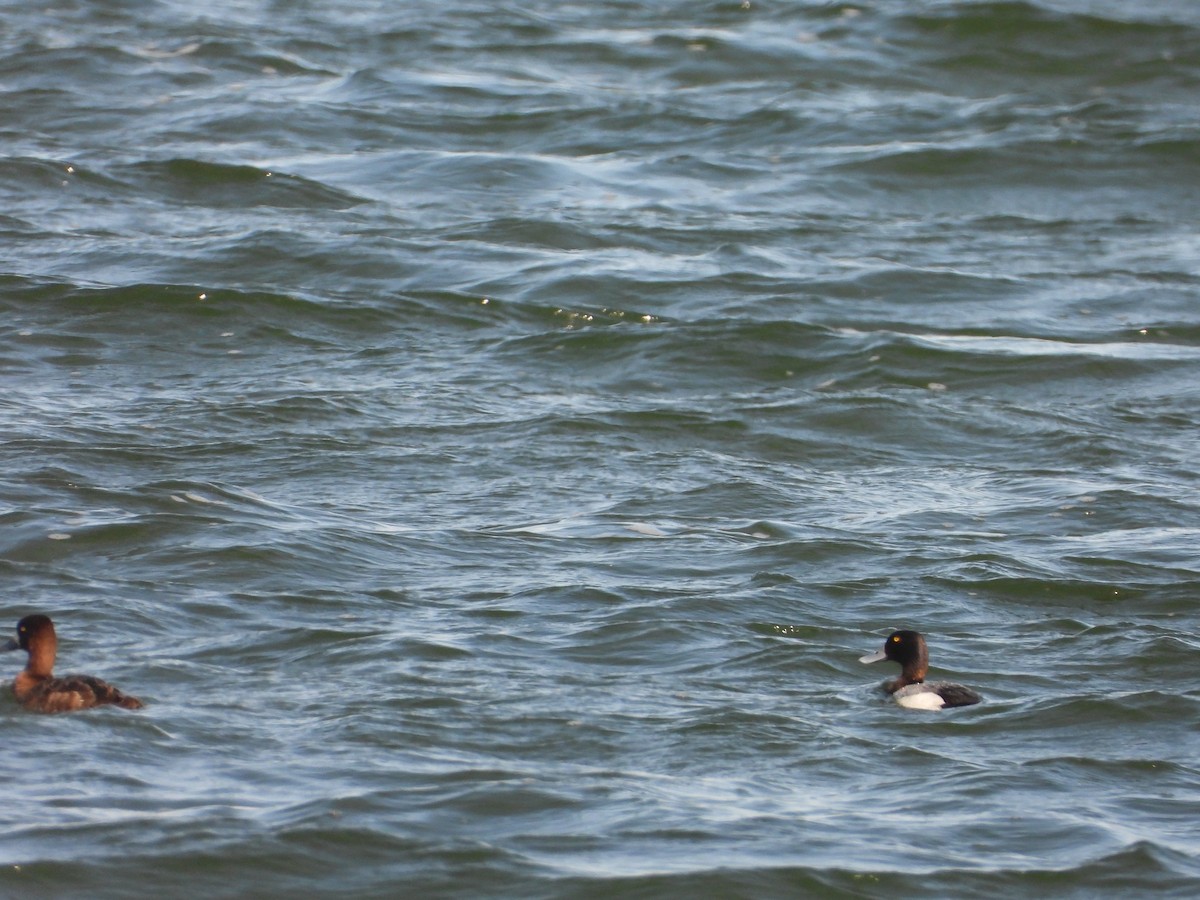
3,0,1200,896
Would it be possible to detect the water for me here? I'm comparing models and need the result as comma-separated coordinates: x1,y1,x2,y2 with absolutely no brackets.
2,0,1199,896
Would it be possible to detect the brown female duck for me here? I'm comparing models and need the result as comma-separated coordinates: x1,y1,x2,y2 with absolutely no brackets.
3,614,143,712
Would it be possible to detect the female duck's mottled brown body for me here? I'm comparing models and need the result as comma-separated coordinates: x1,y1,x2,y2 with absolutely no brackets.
4,614,143,713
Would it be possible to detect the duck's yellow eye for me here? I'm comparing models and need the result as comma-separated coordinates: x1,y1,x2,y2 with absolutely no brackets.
891,635,900,642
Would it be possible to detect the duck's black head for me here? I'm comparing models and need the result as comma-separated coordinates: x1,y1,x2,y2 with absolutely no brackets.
881,630,927,667
860,629,930,683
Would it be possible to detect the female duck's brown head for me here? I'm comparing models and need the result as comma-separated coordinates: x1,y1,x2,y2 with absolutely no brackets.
4,614,144,713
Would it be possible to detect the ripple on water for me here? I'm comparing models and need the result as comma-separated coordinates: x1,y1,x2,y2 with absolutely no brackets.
3,0,1200,896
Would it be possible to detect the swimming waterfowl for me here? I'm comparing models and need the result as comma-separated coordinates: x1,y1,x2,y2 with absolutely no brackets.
3,614,143,713
859,629,981,710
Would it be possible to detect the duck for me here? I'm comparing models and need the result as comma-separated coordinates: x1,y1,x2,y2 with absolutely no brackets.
3,614,144,713
859,629,981,710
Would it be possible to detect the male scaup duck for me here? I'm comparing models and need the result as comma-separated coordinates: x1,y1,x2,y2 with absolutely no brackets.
859,629,981,710
3,614,143,713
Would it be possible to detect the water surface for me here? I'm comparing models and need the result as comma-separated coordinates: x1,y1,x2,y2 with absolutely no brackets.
2,1,1199,897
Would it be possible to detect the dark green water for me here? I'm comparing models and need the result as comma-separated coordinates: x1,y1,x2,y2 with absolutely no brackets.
2,1,1199,897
